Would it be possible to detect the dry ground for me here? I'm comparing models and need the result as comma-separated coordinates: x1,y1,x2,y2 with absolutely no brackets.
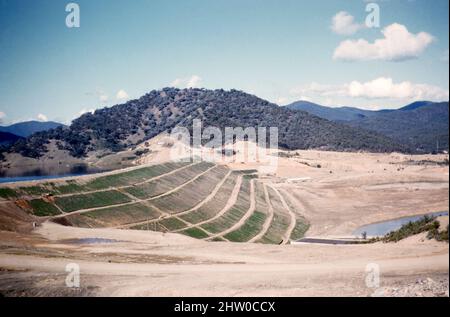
0,149,448,296
0,222,447,297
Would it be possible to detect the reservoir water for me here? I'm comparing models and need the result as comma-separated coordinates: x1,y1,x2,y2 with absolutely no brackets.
353,211,449,237
65,238,120,244
0,164,109,184
0,173,91,184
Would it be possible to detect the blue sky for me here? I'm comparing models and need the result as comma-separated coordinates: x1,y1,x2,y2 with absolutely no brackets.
0,0,448,125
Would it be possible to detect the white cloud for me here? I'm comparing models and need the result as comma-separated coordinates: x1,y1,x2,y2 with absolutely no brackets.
171,75,203,88
276,97,290,105
323,98,334,107
116,89,129,101
37,113,48,121
0,111,5,124
290,82,345,97
171,78,183,87
333,23,434,61
347,77,449,100
99,94,109,102
78,108,95,116
187,75,202,88
331,11,364,35
291,77,449,102
85,90,109,103
274,95,313,106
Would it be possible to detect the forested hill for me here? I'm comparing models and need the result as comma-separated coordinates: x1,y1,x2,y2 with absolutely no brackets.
3,88,408,159
288,100,449,153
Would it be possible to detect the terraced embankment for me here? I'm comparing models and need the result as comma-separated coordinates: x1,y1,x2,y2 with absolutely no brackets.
0,161,309,243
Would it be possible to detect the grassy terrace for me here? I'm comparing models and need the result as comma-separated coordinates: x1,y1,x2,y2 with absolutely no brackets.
55,190,132,212
156,217,187,231
28,199,61,217
179,173,238,224
180,227,210,239
123,162,213,199
223,182,269,242
224,211,267,242
151,166,229,214
0,161,200,216
0,161,192,199
49,180,86,195
290,219,310,241
66,203,161,228
0,188,18,199
255,182,269,213
257,187,291,244
1,159,309,245
200,178,251,234
130,217,188,232
279,190,309,241
84,162,190,190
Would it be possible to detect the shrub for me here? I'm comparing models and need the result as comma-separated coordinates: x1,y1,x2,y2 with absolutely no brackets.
368,216,448,243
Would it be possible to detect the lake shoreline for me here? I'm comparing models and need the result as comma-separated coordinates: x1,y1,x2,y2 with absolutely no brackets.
353,211,449,237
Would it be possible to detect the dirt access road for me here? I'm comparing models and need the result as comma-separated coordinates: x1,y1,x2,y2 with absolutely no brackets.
0,222,448,297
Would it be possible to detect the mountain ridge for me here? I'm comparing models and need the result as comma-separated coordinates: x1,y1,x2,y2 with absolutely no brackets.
287,100,449,152
0,120,65,138
1,88,409,162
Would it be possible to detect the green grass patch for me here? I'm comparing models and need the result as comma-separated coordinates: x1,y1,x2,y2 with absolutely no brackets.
122,162,213,200
257,211,290,244
132,217,187,232
85,162,188,190
224,211,267,242
151,166,228,214
179,174,238,224
210,237,226,242
55,190,132,212
200,179,251,234
0,187,18,199
180,227,209,239
76,203,160,225
0,162,192,200
257,188,292,244
200,202,248,234
18,185,49,196
234,169,258,175
158,217,187,231
124,182,159,199
28,199,60,216
289,219,310,241
51,181,86,195
277,190,310,241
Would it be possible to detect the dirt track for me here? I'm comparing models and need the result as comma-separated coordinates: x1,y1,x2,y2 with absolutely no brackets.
0,222,447,297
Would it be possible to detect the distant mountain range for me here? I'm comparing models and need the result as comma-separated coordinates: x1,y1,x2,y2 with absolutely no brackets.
1,88,408,162
0,121,65,138
287,100,449,153
0,121,65,148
